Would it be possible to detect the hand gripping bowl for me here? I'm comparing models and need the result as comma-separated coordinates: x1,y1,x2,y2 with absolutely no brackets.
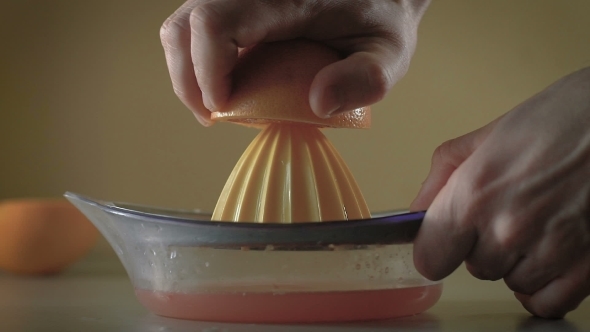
65,192,442,323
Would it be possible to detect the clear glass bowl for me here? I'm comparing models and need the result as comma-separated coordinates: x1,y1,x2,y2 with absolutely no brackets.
65,192,442,323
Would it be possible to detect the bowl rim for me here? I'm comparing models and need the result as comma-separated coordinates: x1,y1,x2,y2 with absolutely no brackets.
64,192,425,246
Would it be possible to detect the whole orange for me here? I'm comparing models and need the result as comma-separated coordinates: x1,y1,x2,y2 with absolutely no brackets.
0,198,99,275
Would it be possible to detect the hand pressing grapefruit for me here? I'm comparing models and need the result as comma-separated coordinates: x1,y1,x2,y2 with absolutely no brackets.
210,39,371,129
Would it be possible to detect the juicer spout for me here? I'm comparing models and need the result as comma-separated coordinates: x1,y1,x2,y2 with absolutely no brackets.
64,192,129,270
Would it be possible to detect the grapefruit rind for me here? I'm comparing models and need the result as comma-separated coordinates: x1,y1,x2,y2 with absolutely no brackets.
209,40,371,129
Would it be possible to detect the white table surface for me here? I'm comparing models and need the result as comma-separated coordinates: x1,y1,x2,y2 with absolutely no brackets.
1,241,589,332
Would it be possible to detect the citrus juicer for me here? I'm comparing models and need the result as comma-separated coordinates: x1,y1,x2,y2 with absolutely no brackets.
64,39,443,323
65,193,442,323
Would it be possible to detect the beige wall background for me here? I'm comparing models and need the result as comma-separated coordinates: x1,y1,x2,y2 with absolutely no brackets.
1,0,590,300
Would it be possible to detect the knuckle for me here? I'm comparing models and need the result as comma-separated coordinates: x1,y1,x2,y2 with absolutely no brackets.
465,262,487,280
495,232,521,251
160,17,186,44
364,60,392,101
430,138,464,170
495,222,522,250
504,276,535,295
493,210,533,251
465,261,503,281
386,28,413,57
431,141,451,166
488,274,504,282
190,3,227,37
465,257,505,281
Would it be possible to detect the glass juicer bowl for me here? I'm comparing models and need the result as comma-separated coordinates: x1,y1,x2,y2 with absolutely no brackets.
65,192,442,323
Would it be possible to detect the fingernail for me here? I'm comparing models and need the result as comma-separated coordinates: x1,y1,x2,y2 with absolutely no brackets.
193,111,213,127
202,96,215,111
318,86,342,118
324,105,341,118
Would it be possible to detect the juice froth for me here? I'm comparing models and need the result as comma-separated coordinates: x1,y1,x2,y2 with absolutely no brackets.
135,284,442,323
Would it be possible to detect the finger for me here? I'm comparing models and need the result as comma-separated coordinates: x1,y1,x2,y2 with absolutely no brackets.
514,255,590,319
189,0,312,111
504,213,586,295
505,256,561,298
160,1,213,126
189,0,240,111
464,244,522,282
309,43,408,118
413,172,478,281
410,118,501,211
306,0,417,118
464,208,544,281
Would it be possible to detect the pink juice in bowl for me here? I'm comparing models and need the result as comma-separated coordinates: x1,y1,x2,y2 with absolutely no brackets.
136,284,442,323
131,244,443,323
